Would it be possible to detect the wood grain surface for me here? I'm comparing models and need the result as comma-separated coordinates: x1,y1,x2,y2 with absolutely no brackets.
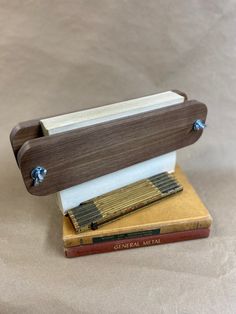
10,90,187,159
17,100,207,196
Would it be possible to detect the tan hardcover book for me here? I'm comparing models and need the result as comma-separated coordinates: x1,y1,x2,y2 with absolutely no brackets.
63,166,212,247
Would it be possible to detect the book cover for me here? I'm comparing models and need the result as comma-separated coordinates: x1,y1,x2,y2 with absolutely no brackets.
63,166,212,247
65,228,210,257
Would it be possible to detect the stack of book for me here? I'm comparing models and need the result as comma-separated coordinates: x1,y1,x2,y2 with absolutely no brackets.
63,166,212,257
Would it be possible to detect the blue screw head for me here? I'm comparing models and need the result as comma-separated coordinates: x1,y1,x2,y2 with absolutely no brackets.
31,166,47,186
193,119,206,131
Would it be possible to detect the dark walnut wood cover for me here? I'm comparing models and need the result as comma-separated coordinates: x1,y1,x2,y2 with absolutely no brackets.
10,119,43,160
14,99,207,196
10,90,187,159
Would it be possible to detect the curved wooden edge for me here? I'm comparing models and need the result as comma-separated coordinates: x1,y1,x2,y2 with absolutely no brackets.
171,90,188,100
10,120,43,162
17,100,207,196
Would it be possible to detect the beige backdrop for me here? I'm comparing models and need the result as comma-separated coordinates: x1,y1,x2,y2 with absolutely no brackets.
0,1,236,313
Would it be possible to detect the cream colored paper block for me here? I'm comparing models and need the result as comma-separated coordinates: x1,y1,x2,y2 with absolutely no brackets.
40,91,184,135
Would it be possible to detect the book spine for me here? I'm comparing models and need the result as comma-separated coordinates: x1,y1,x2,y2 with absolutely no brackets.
65,228,210,258
64,217,212,247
